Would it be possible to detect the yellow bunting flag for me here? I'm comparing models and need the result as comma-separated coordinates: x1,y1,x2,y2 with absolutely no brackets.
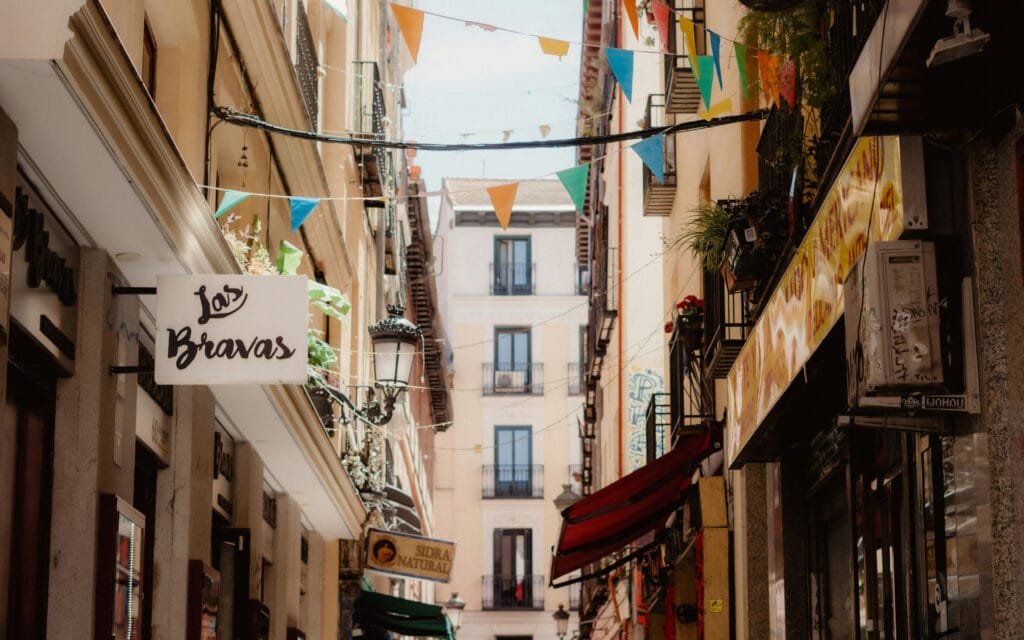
623,0,639,39
538,37,571,59
699,98,732,121
390,4,424,63
678,16,699,78
487,183,519,230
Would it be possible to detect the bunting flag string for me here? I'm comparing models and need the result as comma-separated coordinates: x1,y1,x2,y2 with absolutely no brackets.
678,16,700,79
390,3,424,63
734,42,752,100
556,163,591,213
652,1,671,53
630,135,665,184
622,0,640,40
605,48,634,103
538,37,571,59
696,55,716,110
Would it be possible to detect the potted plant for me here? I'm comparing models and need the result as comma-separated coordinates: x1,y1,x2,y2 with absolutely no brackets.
718,191,791,293
676,295,704,352
676,201,731,274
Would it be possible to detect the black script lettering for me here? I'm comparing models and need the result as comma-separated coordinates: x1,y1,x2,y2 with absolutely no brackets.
195,284,249,324
12,188,77,306
166,326,298,370
275,336,297,359
167,326,200,370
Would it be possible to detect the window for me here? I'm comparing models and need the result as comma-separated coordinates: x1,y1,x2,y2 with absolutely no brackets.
492,427,533,497
493,237,532,295
489,529,536,609
492,328,532,392
141,19,157,97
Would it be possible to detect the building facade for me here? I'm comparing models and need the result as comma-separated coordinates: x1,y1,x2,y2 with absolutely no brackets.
570,1,1024,640
433,178,587,639
0,1,449,639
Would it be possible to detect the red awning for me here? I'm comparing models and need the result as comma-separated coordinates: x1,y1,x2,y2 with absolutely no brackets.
550,430,712,582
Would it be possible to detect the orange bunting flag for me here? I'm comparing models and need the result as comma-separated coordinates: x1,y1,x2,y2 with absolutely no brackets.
538,37,571,59
757,51,781,106
390,4,424,63
487,183,519,230
699,98,732,121
678,16,699,78
623,0,639,39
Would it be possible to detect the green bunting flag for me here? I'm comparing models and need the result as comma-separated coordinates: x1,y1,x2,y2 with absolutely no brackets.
734,42,750,100
557,163,590,213
276,240,304,275
696,55,715,110
289,197,320,232
214,189,249,219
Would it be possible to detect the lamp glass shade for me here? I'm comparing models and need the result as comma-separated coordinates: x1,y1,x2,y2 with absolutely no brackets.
372,336,415,388
553,604,570,636
444,593,465,629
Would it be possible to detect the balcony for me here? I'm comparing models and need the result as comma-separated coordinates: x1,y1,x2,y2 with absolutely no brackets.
645,392,671,463
568,363,583,395
668,319,715,444
482,465,544,499
482,363,543,395
482,575,545,610
490,262,535,295
293,2,319,130
702,269,752,379
576,264,591,296
352,61,387,201
664,1,705,114
642,94,676,216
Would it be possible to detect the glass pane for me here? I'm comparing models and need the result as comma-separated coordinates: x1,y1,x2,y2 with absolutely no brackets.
513,429,530,467
497,333,512,369
513,333,528,369
497,430,514,466
513,239,528,264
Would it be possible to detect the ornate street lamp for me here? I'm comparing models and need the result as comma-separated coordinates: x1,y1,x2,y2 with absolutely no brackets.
444,592,465,631
321,305,422,426
553,484,581,513
553,603,570,639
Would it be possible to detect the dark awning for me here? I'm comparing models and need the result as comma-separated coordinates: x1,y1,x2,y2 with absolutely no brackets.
354,590,453,639
550,430,712,583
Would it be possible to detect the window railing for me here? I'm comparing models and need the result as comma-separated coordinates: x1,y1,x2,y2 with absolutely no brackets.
643,94,676,216
482,575,545,610
645,392,671,464
576,264,591,295
482,465,544,498
482,363,543,395
664,0,705,114
352,61,384,138
490,262,535,295
294,2,319,130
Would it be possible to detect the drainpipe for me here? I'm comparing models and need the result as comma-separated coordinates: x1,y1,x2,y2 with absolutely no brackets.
616,7,626,483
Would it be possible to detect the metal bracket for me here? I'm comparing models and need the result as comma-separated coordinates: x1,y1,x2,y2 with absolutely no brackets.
111,286,157,296
110,365,154,375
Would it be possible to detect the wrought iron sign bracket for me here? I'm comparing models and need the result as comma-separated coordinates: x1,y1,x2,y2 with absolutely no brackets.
111,286,157,296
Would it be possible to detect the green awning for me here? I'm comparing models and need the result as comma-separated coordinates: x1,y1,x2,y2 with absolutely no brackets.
354,590,454,639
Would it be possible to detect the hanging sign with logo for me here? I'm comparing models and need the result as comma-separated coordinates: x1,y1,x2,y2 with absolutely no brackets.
365,528,456,583
155,274,308,385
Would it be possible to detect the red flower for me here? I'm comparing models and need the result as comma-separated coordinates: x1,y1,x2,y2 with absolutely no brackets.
664,321,674,334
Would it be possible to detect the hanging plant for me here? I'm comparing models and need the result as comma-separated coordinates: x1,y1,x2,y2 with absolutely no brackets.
672,202,732,273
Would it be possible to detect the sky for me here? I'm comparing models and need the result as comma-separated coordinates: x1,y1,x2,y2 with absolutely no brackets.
400,0,584,210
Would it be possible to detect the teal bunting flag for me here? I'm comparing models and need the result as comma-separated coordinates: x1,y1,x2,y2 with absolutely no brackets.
605,48,634,102
631,135,665,184
557,163,590,213
709,32,723,89
289,197,320,232
214,189,249,219
696,55,715,110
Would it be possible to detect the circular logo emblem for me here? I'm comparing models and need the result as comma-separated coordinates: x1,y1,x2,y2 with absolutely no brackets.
372,537,398,566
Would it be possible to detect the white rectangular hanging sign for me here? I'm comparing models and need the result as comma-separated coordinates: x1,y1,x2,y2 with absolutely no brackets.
155,274,308,385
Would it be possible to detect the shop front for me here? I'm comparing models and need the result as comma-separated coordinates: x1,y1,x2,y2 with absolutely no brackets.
727,135,986,638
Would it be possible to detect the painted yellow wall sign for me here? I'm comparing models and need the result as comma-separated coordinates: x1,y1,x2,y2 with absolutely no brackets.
365,528,456,583
727,136,921,463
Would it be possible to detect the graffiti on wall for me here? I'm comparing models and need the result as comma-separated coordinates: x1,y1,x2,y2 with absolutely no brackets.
627,368,664,472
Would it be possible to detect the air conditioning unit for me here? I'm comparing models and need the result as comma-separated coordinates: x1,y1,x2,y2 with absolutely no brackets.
845,240,943,406
495,369,525,391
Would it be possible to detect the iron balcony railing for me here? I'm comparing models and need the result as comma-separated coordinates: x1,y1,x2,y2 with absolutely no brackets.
490,261,536,295
668,319,715,445
643,94,676,216
664,0,705,114
482,465,544,498
294,2,319,129
568,363,583,395
645,392,671,464
482,363,543,395
482,575,545,610
703,269,752,379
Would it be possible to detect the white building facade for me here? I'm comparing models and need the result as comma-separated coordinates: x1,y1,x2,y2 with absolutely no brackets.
434,179,587,639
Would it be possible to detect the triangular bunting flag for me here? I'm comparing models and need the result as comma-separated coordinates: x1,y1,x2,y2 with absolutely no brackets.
779,59,797,108
699,97,732,121
325,0,348,21
214,190,249,219
622,0,639,39
757,51,780,105
487,183,519,230
734,42,751,100
390,4,424,63
652,1,671,53
709,31,723,89
556,164,590,213
678,16,699,78
538,37,571,59
631,135,665,184
276,240,304,275
539,124,551,139
289,197,320,232
696,55,715,110
605,48,634,102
